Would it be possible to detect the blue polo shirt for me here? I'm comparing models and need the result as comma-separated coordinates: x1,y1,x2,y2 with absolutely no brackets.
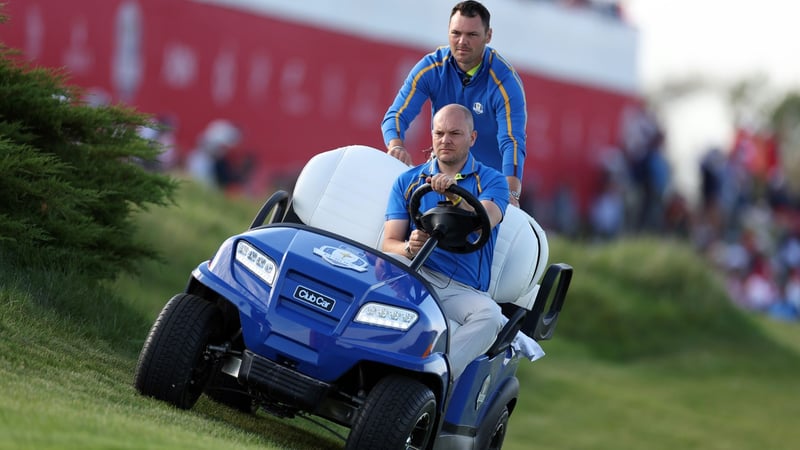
385,153,509,291
382,46,527,180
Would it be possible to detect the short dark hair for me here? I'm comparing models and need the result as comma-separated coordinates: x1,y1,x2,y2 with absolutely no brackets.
451,1,491,31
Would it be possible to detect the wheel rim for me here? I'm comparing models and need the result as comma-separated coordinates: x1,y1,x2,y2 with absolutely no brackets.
488,411,509,450
188,353,213,395
405,411,433,450
489,423,506,449
178,351,209,406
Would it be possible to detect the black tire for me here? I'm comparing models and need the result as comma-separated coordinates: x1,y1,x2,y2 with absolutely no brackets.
483,406,509,450
133,293,222,409
345,375,437,450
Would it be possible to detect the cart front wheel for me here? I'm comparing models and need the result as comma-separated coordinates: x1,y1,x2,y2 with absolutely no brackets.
345,375,437,450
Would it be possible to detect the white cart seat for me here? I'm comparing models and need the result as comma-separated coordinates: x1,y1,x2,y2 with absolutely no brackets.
291,145,548,310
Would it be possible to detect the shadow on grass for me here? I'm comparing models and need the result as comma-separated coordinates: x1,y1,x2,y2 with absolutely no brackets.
194,398,346,450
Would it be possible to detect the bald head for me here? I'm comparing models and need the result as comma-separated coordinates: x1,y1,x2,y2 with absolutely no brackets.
435,104,474,131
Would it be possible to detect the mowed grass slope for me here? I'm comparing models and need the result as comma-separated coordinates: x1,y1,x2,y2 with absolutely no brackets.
2,179,799,449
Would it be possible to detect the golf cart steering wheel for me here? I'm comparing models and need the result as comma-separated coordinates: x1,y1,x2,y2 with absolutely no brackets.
408,183,492,254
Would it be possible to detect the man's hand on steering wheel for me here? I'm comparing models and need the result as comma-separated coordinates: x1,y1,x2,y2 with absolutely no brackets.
407,174,464,255
408,181,492,254
406,229,430,258
426,174,462,206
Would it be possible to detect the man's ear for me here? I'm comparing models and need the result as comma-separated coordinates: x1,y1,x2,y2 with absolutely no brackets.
486,27,492,44
470,130,477,147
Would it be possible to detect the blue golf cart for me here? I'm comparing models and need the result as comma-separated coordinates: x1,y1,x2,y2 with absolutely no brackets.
134,145,571,449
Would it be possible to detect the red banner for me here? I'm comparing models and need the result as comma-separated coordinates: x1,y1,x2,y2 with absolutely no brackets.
1,0,638,211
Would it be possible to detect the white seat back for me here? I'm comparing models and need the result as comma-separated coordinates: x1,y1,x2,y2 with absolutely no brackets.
291,146,548,310
489,206,549,310
292,145,409,248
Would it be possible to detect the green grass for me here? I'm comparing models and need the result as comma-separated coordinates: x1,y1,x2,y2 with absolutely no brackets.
2,179,799,449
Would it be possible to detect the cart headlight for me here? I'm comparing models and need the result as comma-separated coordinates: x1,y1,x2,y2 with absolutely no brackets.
354,302,418,331
235,240,277,286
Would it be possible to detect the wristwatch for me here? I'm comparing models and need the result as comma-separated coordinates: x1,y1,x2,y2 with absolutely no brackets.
510,190,521,200
404,240,413,258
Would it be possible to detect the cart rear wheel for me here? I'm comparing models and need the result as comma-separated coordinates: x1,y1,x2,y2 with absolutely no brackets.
485,406,509,450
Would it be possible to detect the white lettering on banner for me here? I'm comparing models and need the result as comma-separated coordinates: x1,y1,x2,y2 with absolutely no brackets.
561,111,584,155
281,58,311,116
247,53,272,102
528,106,552,157
113,1,143,102
212,46,237,105
320,66,347,119
63,17,92,75
24,5,45,60
350,79,382,128
162,42,197,89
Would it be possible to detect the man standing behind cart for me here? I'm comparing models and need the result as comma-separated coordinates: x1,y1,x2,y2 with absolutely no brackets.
381,0,527,207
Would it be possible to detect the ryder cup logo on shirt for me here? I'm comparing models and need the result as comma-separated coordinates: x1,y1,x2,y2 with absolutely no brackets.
472,102,484,114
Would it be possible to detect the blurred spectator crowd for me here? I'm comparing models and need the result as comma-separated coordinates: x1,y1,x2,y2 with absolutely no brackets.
138,116,254,195
537,102,800,323
697,129,800,322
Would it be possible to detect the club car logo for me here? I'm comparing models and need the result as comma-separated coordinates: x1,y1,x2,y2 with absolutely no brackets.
293,285,335,312
313,245,368,272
